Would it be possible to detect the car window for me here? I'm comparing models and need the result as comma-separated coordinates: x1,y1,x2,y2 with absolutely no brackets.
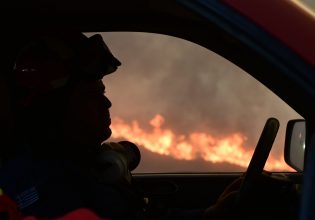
85,32,303,173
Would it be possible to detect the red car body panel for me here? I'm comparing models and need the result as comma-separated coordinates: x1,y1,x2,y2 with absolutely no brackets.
223,0,315,69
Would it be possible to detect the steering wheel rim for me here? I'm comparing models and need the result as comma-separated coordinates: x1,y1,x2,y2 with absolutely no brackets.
237,117,280,203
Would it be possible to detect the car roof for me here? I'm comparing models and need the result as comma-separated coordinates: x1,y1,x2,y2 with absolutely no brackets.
221,0,315,69
2,0,315,119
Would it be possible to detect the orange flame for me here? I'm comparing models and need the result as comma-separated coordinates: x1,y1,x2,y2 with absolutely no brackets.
111,114,291,171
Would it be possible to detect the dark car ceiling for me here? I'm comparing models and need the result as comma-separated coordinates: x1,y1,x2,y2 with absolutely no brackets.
1,0,314,119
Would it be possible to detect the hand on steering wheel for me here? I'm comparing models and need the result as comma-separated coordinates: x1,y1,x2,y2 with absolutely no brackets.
204,118,279,220
237,117,279,204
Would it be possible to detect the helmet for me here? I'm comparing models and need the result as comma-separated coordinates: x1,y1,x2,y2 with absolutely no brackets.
13,31,121,107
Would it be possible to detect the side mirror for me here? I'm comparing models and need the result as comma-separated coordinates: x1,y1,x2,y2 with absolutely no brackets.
284,119,306,172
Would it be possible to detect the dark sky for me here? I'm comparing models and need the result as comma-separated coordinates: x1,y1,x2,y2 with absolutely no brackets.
86,32,302,172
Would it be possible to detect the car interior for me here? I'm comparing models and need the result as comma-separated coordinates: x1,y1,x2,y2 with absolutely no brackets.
1,0,314,220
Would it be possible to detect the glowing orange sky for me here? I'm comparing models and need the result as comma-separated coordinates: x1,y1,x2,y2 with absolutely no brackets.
111,114,292,171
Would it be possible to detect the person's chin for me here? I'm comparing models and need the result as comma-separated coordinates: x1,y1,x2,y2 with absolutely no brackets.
102,127,112,141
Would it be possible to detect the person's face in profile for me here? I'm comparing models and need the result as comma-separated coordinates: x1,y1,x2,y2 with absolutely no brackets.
62,80,112,147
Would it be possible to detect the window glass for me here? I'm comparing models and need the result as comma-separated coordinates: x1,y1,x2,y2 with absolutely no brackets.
86,32,302,173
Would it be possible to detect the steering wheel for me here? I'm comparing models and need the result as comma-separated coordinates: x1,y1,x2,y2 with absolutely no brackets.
237,117,280,203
